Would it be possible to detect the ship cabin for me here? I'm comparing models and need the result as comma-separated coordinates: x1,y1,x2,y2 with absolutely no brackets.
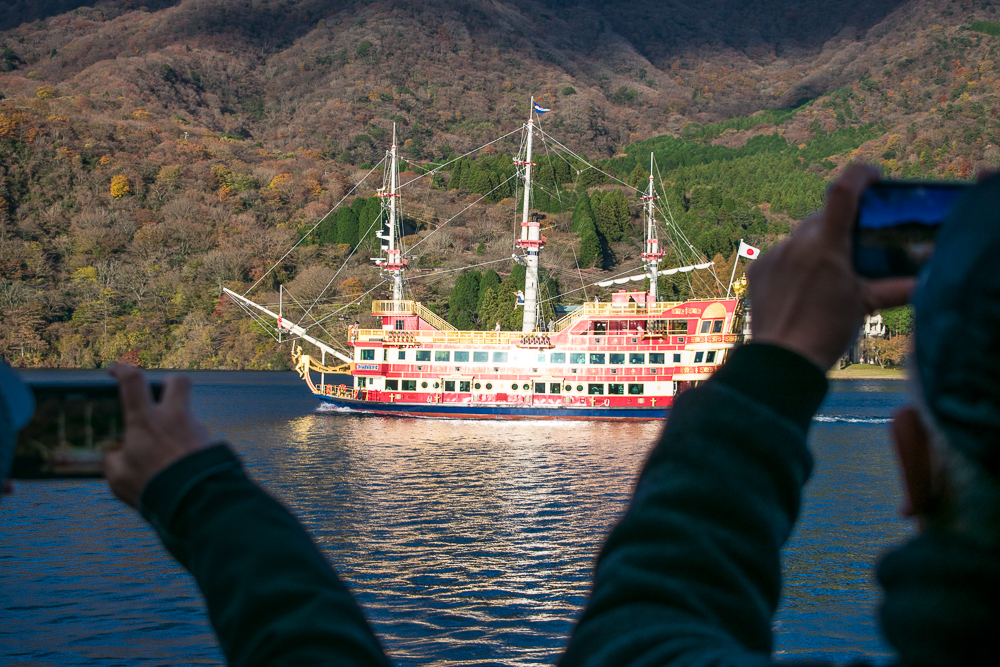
330,290,744,408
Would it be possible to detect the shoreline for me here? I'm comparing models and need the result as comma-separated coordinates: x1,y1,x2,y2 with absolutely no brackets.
827,365,907,381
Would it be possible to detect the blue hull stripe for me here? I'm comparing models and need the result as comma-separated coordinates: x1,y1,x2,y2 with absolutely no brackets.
315,395,670,420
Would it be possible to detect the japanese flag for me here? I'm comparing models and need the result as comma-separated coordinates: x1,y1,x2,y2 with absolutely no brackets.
738,241,760,259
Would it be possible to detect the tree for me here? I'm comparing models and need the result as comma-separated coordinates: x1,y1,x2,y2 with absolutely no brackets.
334,207,359,247
577,216,603,267
110,174,131,199
448,270,481,329
627,163,650,189
478,277,521,330
880,306,914,338
478,269,501,309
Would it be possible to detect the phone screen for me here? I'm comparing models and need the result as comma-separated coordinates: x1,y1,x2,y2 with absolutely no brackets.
12,382,161,479
853,181,972,278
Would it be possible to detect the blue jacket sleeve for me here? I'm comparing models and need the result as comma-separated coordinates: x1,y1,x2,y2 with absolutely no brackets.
560,344,828,667
139,444,391,667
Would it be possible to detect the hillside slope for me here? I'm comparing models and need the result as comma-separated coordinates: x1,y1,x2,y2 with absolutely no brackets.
1,0,999,368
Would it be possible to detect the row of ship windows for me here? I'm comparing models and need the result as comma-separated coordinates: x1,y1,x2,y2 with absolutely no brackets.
370,379,648,395
360,350,720,365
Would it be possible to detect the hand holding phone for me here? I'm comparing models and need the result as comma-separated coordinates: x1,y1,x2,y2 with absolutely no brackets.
853,181,972,278
13,381,162,479
104,366,212,507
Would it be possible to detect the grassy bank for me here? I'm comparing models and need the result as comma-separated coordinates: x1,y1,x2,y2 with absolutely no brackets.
827,364,907,380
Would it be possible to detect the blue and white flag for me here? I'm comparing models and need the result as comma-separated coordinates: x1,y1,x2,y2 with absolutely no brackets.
533,102,551,114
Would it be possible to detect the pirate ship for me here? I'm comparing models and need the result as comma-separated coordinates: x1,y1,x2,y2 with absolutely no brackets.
224,100,746,420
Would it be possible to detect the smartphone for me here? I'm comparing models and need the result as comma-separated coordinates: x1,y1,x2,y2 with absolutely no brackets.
11,381,162,479
853,181,972,279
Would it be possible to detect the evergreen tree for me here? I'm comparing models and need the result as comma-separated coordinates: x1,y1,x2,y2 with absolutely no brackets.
578,216,603,268
461,162,479,190
479,278,521,330
627,163,650,189
334,207,360,247
449,160,465,189
509,263,526,291
448,270,481,329
572,192,593,232
478,269,501,309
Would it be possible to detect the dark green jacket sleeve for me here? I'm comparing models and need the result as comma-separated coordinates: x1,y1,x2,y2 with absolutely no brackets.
138,444,390,667
560,344,828,667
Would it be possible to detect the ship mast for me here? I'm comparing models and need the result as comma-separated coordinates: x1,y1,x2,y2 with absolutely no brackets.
376,124,406,300
641,153,665,303
516,98,544,332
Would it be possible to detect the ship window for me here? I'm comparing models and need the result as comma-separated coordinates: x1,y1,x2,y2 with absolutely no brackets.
649,353,665,364
608,383,624,395
445,381,456,392
594,321,607,334
398,350,406,360
421,381,429,389
549,383,561,394
473,351,488,363
535,383,546,394
454,351,469,362
492,352,508,363
360,349,375,361
512,383,519,390
570,352,586,364
712,319,724,333
576,384,584,392
550,352,566,364
357,377,367,388
402,380,416,391
474,383,482,390
385,380,398,390
433,381,440,389
460,381,471,392
700,320,712,334
564,385,572,392
589,353,606,365
629,353,645,364
435,351,450,362
610,353,625,365
668,320,688,334
706,351,717,363
395,319,405,330
523,384,531,391
628,383,644,395
485,383,493,390
694,352,704,363
672,353,681,363
415,350,431,361
588,384,605,395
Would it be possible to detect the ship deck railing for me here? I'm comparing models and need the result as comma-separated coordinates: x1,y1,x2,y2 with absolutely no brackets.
552,299,729,333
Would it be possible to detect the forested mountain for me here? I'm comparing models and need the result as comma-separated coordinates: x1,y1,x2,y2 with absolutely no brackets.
2,0,998,368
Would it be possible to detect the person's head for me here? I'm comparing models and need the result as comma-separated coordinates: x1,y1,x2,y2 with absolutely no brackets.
0,362,36,496
893,174,1000,548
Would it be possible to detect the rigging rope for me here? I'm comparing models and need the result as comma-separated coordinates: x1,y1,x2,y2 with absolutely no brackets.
243,156,387,296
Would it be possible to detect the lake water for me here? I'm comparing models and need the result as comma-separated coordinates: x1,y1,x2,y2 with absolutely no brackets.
0,371,913,665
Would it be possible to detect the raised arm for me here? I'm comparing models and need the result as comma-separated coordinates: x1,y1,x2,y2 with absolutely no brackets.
106,366,390,667
561,165,913,666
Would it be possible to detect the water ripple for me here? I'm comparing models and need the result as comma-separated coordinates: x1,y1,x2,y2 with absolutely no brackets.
2,370,912,665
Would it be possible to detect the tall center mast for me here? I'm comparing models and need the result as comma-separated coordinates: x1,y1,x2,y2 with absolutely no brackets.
641,153,665,303
376,124,406,300
515,98,544,332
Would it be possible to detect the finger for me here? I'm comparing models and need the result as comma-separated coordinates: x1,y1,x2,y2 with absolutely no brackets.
821,164,881,248
103,450,136,507
111,363,153,426
862,277,917,312
161,375,193,411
